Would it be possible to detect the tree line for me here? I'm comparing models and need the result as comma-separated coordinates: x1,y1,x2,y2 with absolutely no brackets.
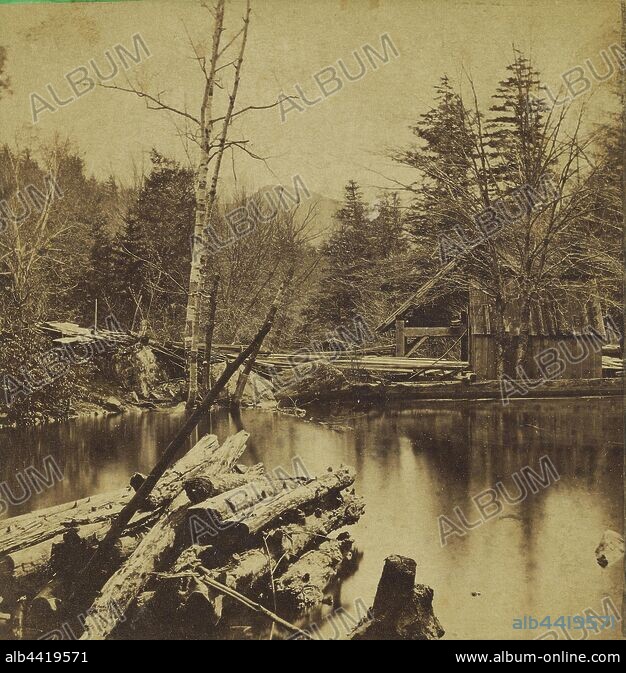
0,37,622,422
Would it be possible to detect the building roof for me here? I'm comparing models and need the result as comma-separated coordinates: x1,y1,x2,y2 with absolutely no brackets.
377,260,458,332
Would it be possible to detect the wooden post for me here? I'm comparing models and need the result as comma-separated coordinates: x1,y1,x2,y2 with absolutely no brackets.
395,319,406,357
460,310,468,362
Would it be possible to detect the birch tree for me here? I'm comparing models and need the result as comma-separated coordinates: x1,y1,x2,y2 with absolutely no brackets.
105,0,283,406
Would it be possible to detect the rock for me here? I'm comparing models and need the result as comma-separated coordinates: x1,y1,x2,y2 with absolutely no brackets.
595,530,624,568
134,345,160,398
101,396,125,413
211,362,276,407
276,362,349,402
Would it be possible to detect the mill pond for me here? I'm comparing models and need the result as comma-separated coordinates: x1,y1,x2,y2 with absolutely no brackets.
0,396,622,640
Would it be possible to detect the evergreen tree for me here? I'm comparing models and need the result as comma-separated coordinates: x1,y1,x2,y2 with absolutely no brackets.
111,151,195,335
399,76,475,256
305,181,372,331
487,51,548,189
304,182,410,335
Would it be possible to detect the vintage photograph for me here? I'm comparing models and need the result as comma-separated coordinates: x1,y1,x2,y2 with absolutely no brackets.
0,0,623,650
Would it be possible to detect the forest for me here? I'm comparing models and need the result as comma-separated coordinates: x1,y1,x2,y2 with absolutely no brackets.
0,17,623,424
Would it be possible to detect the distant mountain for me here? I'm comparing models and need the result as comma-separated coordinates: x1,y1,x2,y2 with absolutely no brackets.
256,185,340,246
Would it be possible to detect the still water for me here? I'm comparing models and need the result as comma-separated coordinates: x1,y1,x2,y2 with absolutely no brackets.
0,398,623,640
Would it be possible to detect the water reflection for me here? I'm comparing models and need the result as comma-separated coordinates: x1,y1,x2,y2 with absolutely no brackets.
0,397,622,639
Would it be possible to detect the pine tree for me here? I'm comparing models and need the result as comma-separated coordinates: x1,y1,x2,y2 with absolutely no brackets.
399,76,475,254
305,181,373,331
486,51,549,189
375,192,405,255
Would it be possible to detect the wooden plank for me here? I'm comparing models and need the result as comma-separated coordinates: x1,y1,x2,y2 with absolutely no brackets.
377,259,458,332
406,336,429,357
403,327,454,338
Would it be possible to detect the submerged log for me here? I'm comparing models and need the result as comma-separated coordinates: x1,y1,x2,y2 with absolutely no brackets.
348,555,444,640
80,431,249,640
275,535,355,611
0,434,220,558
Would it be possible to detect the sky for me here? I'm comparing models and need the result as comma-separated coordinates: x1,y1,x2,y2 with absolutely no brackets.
0,0,621,201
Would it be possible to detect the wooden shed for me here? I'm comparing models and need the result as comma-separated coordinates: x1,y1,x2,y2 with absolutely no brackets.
468,284,606,381
378,266,608,382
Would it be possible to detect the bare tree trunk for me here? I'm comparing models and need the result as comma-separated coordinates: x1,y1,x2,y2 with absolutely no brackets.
190,0,252,405
515,296,532,373
185,0,225,407
233,267,291,405
204,272,220,390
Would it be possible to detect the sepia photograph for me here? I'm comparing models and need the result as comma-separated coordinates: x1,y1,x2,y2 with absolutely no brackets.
0,0,623,655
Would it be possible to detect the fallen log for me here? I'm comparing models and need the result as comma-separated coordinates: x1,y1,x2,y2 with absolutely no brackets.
0,491,134,558
266,492,364,562
80,431,250,640
134,490,365,627
184,463,265,503
0,514,155,604
275,534,355,611
0,434,220,558
217,467,356,548
348,555,444,640
142,434,221,510
186,473,314,548
210,491,365,592
29,529,144,632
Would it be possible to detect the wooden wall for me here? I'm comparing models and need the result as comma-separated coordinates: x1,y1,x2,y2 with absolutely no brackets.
470,335,603,381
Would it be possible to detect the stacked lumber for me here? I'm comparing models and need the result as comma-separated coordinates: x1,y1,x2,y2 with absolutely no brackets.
257,353,468,374
602,355,623,377
0,431,364,641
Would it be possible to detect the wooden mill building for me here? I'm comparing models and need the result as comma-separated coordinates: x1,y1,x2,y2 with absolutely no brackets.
378,273,608,382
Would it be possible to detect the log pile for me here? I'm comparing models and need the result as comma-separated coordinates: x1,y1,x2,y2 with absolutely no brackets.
0,431,366,640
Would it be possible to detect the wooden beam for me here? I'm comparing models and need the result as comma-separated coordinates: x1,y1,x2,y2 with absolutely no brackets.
404,327,454,338
406,336,428,357
395,319,406,357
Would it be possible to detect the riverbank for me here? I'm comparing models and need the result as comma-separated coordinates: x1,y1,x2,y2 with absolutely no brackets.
0,377,185,430
279,376,624,406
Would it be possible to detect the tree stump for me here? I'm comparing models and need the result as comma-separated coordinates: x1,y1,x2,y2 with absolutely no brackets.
349,555,444,641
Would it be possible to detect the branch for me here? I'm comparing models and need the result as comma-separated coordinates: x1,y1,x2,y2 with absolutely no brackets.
101,83,201,126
